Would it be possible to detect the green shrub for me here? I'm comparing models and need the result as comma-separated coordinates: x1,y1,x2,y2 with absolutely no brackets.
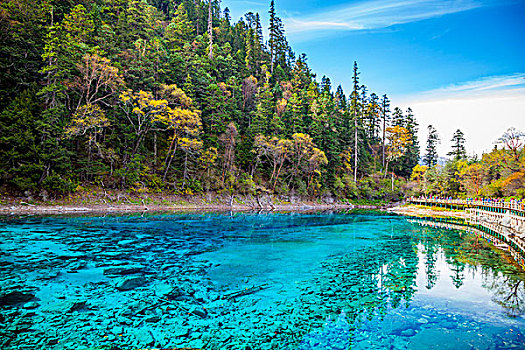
42,174,74,195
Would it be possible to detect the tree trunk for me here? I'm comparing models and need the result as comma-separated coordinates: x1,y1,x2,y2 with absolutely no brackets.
127,133,144,167
182,152,188,189
207,0,213,60
382,118,386,169
270,160,277,183
270,47,274,74
354,109,358,182
273,159,285,191
153,132,157,167
163,143,178,182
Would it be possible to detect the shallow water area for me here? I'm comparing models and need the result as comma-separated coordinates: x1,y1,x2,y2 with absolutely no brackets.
1,211,524,349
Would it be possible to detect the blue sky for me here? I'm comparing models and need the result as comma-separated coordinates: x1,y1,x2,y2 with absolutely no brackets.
222,0,525,156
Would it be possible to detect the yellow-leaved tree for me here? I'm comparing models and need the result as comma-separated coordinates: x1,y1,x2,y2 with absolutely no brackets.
156,84,202,182
119,84,200,180
253,135,293,190
66,53,124,174
385,125,412,189
306,147,328,192
457,161,484,196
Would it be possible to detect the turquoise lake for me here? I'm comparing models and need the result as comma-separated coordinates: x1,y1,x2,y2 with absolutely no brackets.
1,211,525,349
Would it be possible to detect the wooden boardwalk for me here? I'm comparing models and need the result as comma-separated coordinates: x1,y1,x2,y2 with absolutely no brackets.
407,197,525,269
408,197,525,217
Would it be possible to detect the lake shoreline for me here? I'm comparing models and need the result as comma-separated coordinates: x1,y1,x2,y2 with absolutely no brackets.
0,199,472,217
0,201,359,215
0,195,408,215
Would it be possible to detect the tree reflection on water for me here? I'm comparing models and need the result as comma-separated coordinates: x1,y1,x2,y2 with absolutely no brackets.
414,220,525,317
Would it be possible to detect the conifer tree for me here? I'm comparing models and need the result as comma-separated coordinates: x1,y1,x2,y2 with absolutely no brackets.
395,107,419,177
350,61,360,182
365,92,380,141
423,125,440,167
447,129,467,160
207,0,213,60
391,107,404,127
165,4,194,51
380,94,391,168
268,0,278,73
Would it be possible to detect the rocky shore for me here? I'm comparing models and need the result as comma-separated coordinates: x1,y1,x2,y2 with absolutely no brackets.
0,193,402,215
0,202,353,215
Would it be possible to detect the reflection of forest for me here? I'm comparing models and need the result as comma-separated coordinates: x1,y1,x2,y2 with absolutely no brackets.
296,218,525,348
293,217,421,347
414,222,525,317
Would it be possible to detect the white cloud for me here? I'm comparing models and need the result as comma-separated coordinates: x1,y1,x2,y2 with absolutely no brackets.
396,74,525,158
427,73,525,94
284,0,483,37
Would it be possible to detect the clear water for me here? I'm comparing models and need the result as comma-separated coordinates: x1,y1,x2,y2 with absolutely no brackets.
1,211,524,350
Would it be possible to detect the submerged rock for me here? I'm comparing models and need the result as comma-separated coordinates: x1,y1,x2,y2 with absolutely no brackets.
43,299,86,313
104,265,144,276
0,291,35,306
131,328,155,346
153,283,184,300
189,306,208,318
401,328,416,337
299,311,350,350
23,301,40,310
144,315,161,323
115,276,146,291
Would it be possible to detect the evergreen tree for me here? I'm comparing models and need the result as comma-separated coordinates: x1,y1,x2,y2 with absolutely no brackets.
391,107,404,127
268,0,285,74
365,92,380,142
207,0,213,59
395,107,420,177
447,129,467,160
380,94,391,169
350,61,360,182
165,4,194,51
423,125,440,167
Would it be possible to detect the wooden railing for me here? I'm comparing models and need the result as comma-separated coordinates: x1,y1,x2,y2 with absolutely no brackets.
408,197,525,217
407,216,525,270
405,197,525,269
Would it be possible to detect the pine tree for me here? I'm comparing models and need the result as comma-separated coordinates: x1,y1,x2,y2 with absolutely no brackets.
350,61,360,182
268,0,282,74
365,92,380,141
380,94,391,169
391,107,404,127
165,4,194,51
0,0,50,109
251,72,274,136
448,129,467,160
320,76,332,95
0,88,45,191
207,0,213,60
423,125,440,167
395,107,420,177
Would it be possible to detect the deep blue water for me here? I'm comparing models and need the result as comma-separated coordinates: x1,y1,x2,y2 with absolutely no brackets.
0,211,524,349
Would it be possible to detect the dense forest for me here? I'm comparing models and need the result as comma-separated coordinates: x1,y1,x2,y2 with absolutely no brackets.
0,0,522,202
0,0,420,201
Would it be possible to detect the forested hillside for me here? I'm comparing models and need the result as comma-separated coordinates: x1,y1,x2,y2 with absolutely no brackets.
0,0,419,201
